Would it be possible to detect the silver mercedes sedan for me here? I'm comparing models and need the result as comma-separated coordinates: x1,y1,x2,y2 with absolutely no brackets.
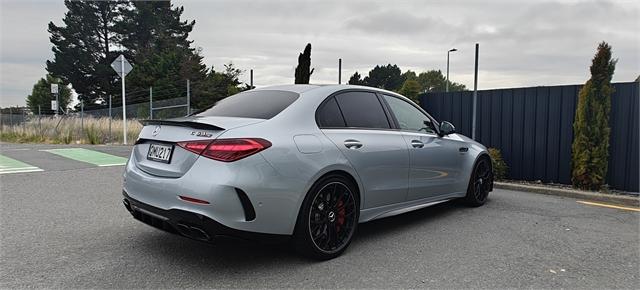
122,84,493,260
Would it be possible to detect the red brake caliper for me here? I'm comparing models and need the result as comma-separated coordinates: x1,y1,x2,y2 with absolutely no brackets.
336,199,345,232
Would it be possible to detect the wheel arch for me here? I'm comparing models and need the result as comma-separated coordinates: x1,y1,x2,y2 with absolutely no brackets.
471,152,493,191
292,166,364,227
306,169,363,208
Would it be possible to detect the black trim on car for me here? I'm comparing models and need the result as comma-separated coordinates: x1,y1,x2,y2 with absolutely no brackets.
234,188,257,221
375,92,400,129
122,191,289,244
140,119,224,131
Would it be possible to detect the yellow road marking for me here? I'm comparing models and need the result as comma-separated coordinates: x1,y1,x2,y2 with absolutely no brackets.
577,200,640,212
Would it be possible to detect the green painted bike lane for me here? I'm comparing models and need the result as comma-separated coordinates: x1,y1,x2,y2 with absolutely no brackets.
42,148,128,167
0,154,43,174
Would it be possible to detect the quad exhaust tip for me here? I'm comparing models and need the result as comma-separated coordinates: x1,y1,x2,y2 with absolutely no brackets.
176,223,211,242
123,195,212,242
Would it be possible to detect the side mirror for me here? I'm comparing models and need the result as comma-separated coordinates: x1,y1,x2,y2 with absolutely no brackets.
439,121,456,136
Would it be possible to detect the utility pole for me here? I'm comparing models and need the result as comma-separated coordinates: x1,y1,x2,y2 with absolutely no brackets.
108,94,112,143
186,79,191,116
338,58,342,84
250,69,254,88
149,87,153,119
38,105,41,134
446,48,457,92
472,43,479,140
80,100,84,133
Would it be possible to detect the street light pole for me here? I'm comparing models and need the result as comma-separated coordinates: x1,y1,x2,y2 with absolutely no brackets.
446,48,457,92
472,43,480,140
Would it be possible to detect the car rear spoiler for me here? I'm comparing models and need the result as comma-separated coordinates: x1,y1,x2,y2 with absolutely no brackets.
140,119,224,131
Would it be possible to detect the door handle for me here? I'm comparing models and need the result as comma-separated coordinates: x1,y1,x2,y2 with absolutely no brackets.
344,139,363,149
411,140,424,148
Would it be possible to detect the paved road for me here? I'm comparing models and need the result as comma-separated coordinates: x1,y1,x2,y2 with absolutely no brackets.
1,144,638,289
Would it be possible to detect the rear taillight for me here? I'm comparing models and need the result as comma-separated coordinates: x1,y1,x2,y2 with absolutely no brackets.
177,138,271,162
203,138,272,162
176,140,210,155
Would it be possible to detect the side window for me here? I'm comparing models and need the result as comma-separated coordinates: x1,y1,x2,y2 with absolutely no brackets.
316,96,346,127
334,92,391,129
383,95,436,134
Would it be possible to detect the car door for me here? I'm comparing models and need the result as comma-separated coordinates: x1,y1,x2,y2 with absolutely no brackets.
317,91,409,209
381,94,463,201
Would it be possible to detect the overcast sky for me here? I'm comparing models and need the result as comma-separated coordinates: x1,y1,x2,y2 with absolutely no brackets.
1,0,638,107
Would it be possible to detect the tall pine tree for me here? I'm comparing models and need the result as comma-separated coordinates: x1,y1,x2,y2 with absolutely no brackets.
571,42,617,190
364,64,404,91
45,0,245,112
46,0,125,106
347,72,366,85
116,1,208,105
118,1,194,57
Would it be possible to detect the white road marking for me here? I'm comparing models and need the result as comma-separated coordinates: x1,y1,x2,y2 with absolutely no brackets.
0,168,44,174
98,163,127,167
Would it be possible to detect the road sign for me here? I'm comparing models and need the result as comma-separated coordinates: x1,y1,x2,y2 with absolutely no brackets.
111,54,133,145
51,100,58,111
111,54,132,78
50,84,58,94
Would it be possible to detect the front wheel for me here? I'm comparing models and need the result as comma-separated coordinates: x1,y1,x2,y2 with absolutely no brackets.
464,157,492,206
293,175,359,260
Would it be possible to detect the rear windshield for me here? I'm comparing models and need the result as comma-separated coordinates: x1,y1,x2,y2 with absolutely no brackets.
196,90,299,119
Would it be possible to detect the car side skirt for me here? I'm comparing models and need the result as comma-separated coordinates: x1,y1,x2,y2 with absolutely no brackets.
359,192,464,223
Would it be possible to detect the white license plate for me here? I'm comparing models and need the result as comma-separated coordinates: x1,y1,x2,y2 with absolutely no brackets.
147,143,174,163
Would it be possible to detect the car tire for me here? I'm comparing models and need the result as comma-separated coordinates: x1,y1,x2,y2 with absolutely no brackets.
464,156,493,207
293,174,360,260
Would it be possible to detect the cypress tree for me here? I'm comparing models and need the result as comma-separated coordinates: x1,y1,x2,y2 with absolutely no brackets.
571,42,617,190
294,43,314,84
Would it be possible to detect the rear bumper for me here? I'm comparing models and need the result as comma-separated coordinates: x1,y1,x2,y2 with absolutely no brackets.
123,150,308,235
122,191,289,243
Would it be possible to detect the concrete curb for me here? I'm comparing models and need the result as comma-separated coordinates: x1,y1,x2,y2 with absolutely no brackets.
495,182,639,207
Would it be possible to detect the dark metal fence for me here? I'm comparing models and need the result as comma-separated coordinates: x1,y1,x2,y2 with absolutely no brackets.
419,81,639,193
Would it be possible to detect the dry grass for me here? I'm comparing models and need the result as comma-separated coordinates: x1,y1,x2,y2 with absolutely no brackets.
0,116,142,144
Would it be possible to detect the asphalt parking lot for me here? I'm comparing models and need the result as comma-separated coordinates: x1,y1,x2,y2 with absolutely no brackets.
1,143,638,289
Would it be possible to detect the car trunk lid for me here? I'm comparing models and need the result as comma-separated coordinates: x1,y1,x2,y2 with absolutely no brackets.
133,116,264,177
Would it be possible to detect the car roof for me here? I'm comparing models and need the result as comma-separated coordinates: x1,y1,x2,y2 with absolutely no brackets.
252,84,321,93
253,84,395,95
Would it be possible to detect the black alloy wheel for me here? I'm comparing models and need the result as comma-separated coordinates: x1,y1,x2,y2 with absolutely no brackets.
465,157,492,206
294,175,359,260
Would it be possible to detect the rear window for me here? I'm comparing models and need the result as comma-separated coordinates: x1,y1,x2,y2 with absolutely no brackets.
196,90,299,119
